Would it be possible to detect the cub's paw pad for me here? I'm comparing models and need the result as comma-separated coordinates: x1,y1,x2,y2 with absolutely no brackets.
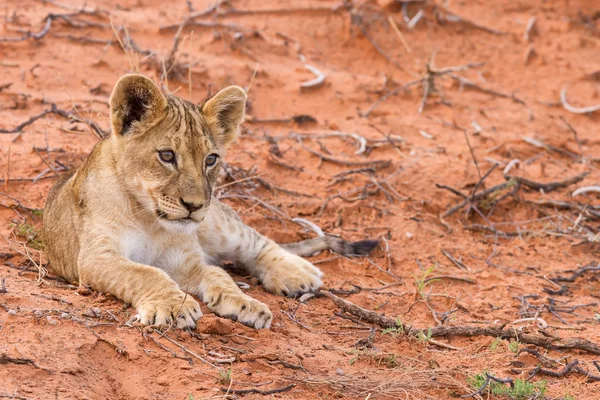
207,291,272,329
262,255,323,297
137,294,202,329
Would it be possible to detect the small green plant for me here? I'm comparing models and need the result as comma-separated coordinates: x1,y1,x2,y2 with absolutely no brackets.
381,353,399,368
414,265,439,298
416,328,432,343
187,395,195,400
508,340,520,354
10,222,44,250
382,317,404,336
489,337,502,351
563,395,575,400
218,368,232,385
467,373,546,400
479,179,518,210
348,349,360,365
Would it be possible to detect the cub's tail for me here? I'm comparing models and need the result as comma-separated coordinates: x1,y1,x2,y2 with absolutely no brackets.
280,236,379,257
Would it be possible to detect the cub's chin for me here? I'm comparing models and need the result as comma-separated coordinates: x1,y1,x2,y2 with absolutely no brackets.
158,217,201,235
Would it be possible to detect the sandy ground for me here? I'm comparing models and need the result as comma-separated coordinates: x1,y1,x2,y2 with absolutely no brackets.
1,0,600,399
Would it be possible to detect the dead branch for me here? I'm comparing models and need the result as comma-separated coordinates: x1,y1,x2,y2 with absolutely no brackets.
298,139,391,169
517,348,561,368
0,393,31,400
53,33,113,45
559,116,583,155
450,74,525,104
145,333,193,365
573,186,600,197
506,172,588,193
424,275,475,285
522,136,582,162
0,103,107,138
441,249,470,270
0,353,47,370
439,171,589,219
159,20,246,33
560,87,600,114
434,5,506,35
530,359,600,382
361,61,484,117
247,114,317,125
0,109,57,134
0,9,107,43
220,4,342,16
528,199,600,220
300,64,326,91
323,291,600,354
550,263,600,283
464,224,519,237
220,384,296,395
160,333,218,368
461,373,514,399
361,77,424,117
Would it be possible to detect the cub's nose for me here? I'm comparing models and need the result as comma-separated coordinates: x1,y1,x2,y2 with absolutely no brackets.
181,199,203,213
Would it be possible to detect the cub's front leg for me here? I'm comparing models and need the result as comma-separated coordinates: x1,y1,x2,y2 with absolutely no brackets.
255,241,324,297
78,247,202,328
167,254,272,329
199,201,323,297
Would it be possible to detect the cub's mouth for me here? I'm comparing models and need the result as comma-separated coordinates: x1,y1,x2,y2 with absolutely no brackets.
156,210,202,223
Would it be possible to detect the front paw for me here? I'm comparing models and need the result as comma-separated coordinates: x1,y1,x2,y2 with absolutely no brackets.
205,290,272,329
261,254,323,297
136,291,202,329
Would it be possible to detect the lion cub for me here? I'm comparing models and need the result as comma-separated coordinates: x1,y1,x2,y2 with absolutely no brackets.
43,74,323,329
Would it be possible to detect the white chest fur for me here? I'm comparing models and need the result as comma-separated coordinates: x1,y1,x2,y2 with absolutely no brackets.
118,228,206,274
119,229,160,266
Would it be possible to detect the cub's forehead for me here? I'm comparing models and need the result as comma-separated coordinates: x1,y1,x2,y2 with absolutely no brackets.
161,96,215,148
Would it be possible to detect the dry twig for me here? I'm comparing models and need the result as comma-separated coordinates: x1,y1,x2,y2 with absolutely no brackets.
323,292,600,354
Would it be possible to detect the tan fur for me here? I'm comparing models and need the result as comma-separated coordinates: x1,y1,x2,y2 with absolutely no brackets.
43,74,322,329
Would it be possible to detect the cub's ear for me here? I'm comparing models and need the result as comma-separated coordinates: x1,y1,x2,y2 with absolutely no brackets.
201,86,246,148
109,74,167,136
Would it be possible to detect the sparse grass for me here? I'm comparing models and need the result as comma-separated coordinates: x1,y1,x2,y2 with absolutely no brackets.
382,316,404,336
414,265,439,298
508,340,520,354
489,337,502,351
218,368,232,385
381,353,400,368
348,349,402,369
9,221,44,250
416,328,433,343
467,373,546,400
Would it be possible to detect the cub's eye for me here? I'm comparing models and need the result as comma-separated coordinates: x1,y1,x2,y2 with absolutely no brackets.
158,150,176,164
205,153,219,167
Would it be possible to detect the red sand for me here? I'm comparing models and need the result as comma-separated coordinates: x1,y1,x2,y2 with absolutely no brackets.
1,0,600,399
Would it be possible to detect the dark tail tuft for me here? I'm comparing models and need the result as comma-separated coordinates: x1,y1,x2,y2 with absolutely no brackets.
348,239,379,255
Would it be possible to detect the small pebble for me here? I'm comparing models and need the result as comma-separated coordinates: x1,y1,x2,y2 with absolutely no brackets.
60,313,70,319
405,232,413,239
8,309,17,316
336,368,344,376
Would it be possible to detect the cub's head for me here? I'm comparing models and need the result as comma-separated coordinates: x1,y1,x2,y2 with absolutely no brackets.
108,74,246,230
